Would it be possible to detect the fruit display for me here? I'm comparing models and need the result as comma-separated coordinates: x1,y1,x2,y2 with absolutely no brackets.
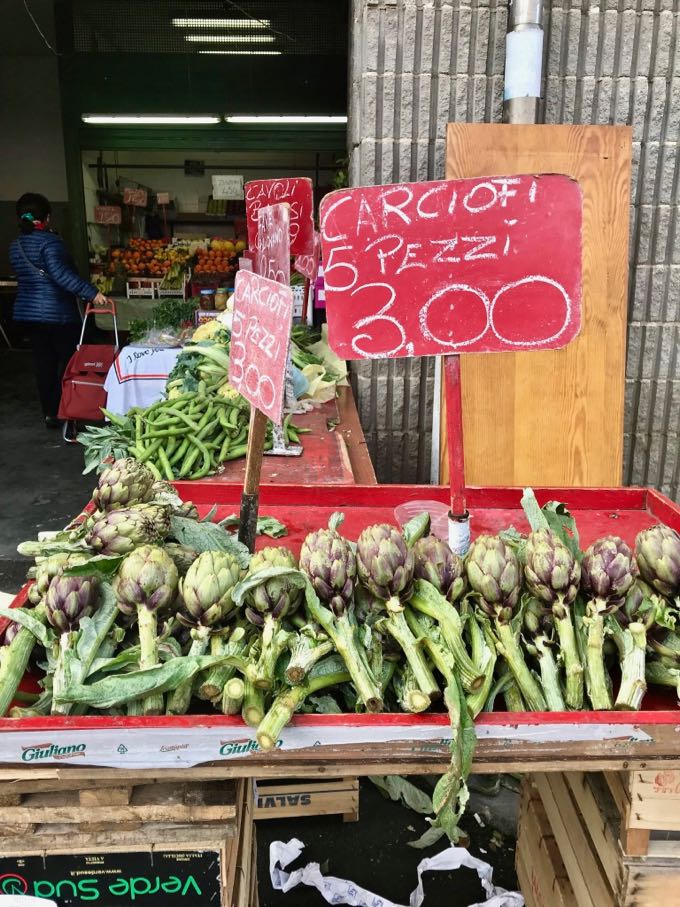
193,238,247,277
109,238,193,279
3,469,680,847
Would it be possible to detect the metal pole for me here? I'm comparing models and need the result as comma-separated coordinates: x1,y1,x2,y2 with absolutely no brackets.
503,0,544,124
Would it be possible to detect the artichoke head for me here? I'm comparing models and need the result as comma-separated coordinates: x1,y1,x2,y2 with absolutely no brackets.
466,534,520,622
46,574,100,633
580,535,637,611
164,543,200,576
113,544,179,615
33,552,91,598
356,524,414,603
180,550,243,627
92,458,155,512
635,524,680,598
524,528,581,607
412,535,465,603
244,546,302,625
300,514,356,617
85,504,169,555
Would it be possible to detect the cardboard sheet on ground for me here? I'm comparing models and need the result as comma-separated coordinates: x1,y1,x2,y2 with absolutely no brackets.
270,838,523,907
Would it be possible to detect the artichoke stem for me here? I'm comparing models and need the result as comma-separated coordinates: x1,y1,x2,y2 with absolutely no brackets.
384,600,439,703
198,635,229,701
466,646,497,719
222,677,245,715
257,666,351,751
51,631,77,716
504,680,526,712
250,617,292,690
584,608,613,710
0,604,47,718
328,615,383,712
494,621,547,711
242,678,265,727
166,628,210,715
646,660,680,701
286,638,334,685
615,622,647,711
137,605,163,716
408,587,484,692
405,607,455,685
533,635,567,712
553,607,584,710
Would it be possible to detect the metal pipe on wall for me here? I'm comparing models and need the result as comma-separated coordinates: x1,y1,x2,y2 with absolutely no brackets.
503,0,544,124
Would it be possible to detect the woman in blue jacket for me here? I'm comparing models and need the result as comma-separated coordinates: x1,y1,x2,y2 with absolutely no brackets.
10,193,110,428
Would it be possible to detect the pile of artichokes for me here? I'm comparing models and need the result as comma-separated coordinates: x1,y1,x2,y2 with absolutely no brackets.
2,459,680,844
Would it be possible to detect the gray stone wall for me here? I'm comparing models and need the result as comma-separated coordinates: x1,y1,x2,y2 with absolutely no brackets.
349,0,680,499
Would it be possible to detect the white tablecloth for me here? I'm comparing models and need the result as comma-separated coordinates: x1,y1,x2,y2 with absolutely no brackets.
104,346,181,415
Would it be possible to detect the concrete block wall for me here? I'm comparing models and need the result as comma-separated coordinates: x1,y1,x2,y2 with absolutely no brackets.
349,0,680,499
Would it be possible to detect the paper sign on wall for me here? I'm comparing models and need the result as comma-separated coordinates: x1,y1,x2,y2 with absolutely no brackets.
212,174,244,200
156,192,171,206
229,269,293,424
123,187,148,207
319,174,583,360
94,206,122,225
245,177,314,255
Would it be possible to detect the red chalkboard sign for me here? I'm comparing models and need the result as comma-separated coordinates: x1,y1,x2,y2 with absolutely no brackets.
294,230,321,282
245,178,314,255
94,206,122,225
319,174,583,360
255,204,291,285
229,270,294,424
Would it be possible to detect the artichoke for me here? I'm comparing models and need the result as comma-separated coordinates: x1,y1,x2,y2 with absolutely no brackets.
522,597,566,711
92,458,155,512
580,536,637,711
180,551,242,629
467,535,546,711
166,551,243,715
300,513,357,617
164,542,200,576
237,547,301,690
29,552,91,604
113,545,179,715
356,524,414,605
413,535,465,604
524,529,583,709
85,504,170,555
244,546,302,625
466,535,521,622
45,574,100,633
635,525,680,599
300,513,382,711
357,524,437,708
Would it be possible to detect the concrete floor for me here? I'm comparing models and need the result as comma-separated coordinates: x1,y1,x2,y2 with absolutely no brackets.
0,348,520,906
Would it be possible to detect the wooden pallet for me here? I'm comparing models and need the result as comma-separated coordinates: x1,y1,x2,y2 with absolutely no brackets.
516,785,577,907
254,776,359,822
521,772,680,907
223,778,257,907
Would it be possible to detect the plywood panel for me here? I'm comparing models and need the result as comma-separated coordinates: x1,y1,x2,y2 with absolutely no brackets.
442,124,630,487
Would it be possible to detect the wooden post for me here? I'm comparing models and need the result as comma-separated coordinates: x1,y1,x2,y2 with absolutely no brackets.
238,408,269,552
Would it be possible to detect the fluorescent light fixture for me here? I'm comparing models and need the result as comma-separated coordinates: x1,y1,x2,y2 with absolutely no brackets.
225,115,348,124
81,114,221,125
185,34,275,43
199,50,281,56
172,18,270,28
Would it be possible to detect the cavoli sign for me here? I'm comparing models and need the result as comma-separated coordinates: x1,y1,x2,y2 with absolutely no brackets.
319,174,583,360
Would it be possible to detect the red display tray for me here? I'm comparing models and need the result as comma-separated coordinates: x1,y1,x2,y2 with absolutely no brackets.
2,483,679,772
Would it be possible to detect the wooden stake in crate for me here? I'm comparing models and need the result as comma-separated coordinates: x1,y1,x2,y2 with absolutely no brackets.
318,174,583,553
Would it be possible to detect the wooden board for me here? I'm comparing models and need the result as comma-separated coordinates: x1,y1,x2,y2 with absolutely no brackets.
254,777,359,821
442,124,631,487
516,785,578,907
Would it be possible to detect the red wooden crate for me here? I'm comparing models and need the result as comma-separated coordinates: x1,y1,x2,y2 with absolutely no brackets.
1,483,679,771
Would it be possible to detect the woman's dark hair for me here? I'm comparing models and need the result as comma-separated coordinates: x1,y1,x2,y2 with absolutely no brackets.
16,193,51,234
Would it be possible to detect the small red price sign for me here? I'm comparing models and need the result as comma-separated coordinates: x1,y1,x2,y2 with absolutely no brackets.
94,206,122,225
123,187,148,207
319,174,582,360
245,177,314,255
229,270,294,424
255,204,291,285
294,230,321,282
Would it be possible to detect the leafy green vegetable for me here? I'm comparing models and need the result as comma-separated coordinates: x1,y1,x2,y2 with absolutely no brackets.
170,515,251,568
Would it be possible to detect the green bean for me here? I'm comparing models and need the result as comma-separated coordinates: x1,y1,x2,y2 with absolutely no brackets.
169,438,190,466
157,446,175,481
156,407,200,432
135,412,143,449
134,439,163,463
146,460,162,480
218,434,232,463
165,436,177,458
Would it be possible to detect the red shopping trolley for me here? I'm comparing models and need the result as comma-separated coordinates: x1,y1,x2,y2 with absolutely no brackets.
58,301,119,442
